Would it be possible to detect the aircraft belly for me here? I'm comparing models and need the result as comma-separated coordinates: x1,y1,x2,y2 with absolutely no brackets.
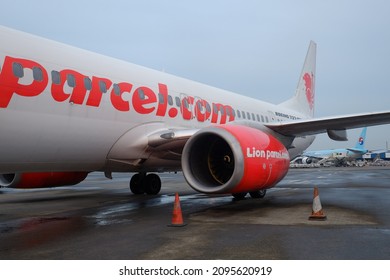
0,109,132,172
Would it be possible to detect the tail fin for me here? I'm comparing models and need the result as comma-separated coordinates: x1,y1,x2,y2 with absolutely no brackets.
280,41,316,118
353,127,367,150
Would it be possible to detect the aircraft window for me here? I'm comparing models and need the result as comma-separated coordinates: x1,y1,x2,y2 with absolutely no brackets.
51,71,60,84
32,67,43,81
230,109,236,117
247,112,250,119
252,113,255,120
237,110,241,118
113,84,120,96
67,74,76,87
242,111,246,119
219,106,225,115
196,101,202,111
256,114,260,122
265,116,269,122
206,103,211,113
158,93,165,104
261,115,265,122
183,98,189,109
168,95,173,106
12,62,24,78
84,77,92,90
175,96,180,107
138,88,145,100
99,81,107,93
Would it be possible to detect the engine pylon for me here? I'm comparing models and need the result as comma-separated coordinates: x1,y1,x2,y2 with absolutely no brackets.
168,193,187,227
309,187,327,221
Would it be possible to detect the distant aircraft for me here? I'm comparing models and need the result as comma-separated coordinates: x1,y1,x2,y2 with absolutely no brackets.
1,26,390,199
299,127,368,165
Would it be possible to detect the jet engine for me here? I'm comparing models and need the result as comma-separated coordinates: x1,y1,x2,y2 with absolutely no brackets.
0,172,88,188
181,125,290,194
301,157,313,164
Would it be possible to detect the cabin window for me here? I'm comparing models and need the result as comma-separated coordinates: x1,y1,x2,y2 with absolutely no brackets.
158,93,165,104
219,106,225,115
261,115,265,122
84,77,92,90
247,112,250,119
206,102,211,113
51,71,60,84
252,113,255,120
237,110,241,118
265,116,269,123
175,96,181,107
242,111,246,119
12,62,24,78
196,101,202,111
183,98,189,109
32,67,43,81
256,114,260,122
67,74,76,87
113,84,121,96
138,88,145,100
99,80,107,93
168,95,173,106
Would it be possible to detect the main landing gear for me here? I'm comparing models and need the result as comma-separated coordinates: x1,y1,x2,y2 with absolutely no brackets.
232,189,267,200
130,173,161,195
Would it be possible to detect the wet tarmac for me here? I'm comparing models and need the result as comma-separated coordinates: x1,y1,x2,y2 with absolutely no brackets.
1,166,390,259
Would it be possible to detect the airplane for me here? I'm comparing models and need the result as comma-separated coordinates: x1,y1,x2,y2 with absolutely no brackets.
1,25,390,200
297,127,368,165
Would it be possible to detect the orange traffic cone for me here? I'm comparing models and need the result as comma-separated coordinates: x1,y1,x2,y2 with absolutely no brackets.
168,193,187,227
309,187,327,220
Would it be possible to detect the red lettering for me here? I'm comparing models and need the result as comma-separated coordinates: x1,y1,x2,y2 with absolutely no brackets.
194,99,211,122
0,56,48,108
132,86,157,114
181,96,194,120
110,82,133,111
156,83,168,117
211,103,235,124
86,76,112,107
1,56,236,125
51,69,88,104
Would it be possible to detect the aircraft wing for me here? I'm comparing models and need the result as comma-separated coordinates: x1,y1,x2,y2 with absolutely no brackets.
266,111,390,141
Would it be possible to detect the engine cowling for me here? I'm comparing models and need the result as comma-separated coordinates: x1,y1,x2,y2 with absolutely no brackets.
0,172,88,188
181,125,290,194
301,157,313,164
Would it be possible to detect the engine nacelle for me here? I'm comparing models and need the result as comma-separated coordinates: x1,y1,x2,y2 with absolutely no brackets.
0,172,88,188
182,125,290,194
301,157,313,164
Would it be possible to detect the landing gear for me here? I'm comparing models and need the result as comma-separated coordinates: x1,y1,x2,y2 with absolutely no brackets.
232,189,267,199
130,173,162,195
232,192,247,200
249,189,267,198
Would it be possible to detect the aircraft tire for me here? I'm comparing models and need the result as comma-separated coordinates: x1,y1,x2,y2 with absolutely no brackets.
144,173,161,195
249,189,267,198
130,173,145,194
232,192,247,200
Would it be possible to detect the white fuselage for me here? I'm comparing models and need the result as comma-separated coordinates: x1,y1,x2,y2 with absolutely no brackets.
0,26,313,174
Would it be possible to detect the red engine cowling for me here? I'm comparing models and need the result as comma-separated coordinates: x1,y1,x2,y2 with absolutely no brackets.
181,125,290,194
0,172,88,188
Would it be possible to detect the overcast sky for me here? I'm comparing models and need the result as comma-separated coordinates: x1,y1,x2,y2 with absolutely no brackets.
1,0,390,150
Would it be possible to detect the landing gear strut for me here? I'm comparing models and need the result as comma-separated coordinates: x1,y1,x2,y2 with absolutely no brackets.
130,173,161,195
